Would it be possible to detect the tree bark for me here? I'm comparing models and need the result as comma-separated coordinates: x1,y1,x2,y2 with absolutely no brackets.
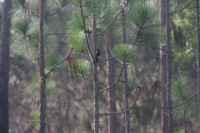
122,8,130,133
166,0,173,132
196,0,200,126
38,0,46,132
93,14,99,133
105,34,117,133
159,0,168,133
0,0,12,132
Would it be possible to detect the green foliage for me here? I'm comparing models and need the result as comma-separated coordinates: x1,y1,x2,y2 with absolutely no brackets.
11,34,38,59
67,32,84,52
128,1,154,27
46,79,56,95
13,0,26,7
84,0,109,13
30,109,40,130
127,0,159,45
67,9,84,32
172,77,197,122
12,18,30,35
113,44,139,63
77,59,91,75
46,54,61,68
28,73,56,95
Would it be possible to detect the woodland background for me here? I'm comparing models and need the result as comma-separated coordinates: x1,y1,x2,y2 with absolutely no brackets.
0,0,200,133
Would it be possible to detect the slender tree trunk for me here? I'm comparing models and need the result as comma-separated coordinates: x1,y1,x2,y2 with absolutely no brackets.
0,0,12,132
105,34,117,133
122,8,130,133
160,45,168,133
166,0,173,132
93,14,99,133
38,0,46,132
159,0,168,133
196,0,200,126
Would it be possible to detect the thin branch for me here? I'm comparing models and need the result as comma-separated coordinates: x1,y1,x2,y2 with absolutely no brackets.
156,89,200,110
44,32,66,37
45,47,73,78
96,63,125,96
97,57,115,64
169,0,195,15
79,0,95,62
97,1,129,36
142,85,200,110
98,90,140,116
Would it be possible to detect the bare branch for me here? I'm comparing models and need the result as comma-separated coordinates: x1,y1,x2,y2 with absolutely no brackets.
45,47,73,78
97,1,129,36
169,0,195,15
99,89,140,116
96,63,125,96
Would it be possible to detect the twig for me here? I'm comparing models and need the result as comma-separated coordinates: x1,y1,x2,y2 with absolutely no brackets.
98,89,140,116
97,1,129,36
45,47,73,78
169,0,195,15
96,63,125,96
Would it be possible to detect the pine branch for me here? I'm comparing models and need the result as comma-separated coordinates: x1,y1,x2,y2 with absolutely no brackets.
45,47,73,78
97,1,129,36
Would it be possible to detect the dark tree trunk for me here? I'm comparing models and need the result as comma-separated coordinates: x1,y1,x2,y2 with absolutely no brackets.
38,0,46,132
159,0,168,133
122,8,130,133
93,14,99,133
0,0,12,132
196,0,200,126
105,34,117,133
166,0,173,132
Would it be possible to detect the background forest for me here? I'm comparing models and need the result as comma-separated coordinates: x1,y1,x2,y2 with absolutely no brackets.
0,0,200,133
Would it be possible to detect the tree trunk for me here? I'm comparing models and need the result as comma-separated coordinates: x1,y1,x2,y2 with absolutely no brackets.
105,34,117,133
160,45,168,133
166,0,173,132
93,14,99,133
38,0,46,132
0,0,12,132
122,8,130,133
196,0,200,126
159,0,168,133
